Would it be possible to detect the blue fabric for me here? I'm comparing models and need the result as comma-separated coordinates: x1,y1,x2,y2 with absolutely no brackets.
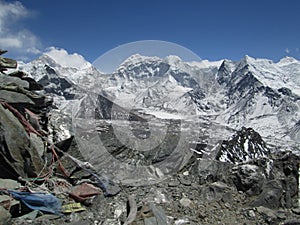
8,191,62,214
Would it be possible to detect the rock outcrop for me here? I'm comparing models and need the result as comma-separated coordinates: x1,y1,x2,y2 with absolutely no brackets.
0,51,51,179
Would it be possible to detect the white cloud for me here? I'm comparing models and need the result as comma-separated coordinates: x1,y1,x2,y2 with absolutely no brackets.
45,47,91,69
0,0,41,60
0,36,22,47
285,48,290,54
0,1,28,32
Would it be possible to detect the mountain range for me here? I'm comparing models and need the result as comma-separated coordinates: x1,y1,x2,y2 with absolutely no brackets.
17,48,300,163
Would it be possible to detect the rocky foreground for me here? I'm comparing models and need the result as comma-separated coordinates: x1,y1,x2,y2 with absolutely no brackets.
1,51,300,225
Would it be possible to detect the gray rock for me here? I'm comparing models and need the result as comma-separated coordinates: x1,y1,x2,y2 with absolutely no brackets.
292,208,300,215
0,83,47,107
276,210,287,220
0,178,21,189
0,104,44,179
282,219,300,225
14,210,39,220
168,179,179,187
256,206,277,223
8,71,43,91
179,197,193,207
250,180,283,209
144,217,158,225
199,182,230,202
232,164,265,196
29,133,45,158
149,203,168,225
197,159,232,184
0,74,29,89
247,209,256,218
221,191,233,204
178,174,192,186
0,195,18,208
0,55,17,71
0,206,11,225
0,90,35,105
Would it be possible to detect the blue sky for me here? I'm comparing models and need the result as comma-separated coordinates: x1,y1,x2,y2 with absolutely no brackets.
1,0,300,63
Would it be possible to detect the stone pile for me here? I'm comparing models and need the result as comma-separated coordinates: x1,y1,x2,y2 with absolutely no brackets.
0,51,120,224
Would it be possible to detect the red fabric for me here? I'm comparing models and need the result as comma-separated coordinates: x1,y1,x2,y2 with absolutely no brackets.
69,183,101,203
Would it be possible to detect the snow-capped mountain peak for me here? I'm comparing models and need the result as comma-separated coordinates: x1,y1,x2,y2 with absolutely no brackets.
277,56,299,66
118,54,161,68
187,59,223,69
18,51,300,153
220,55,300,96
243,54,256,63
216,127,270,164
165,55,182,64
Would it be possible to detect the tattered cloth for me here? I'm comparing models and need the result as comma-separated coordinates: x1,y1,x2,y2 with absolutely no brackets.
8,191,62,215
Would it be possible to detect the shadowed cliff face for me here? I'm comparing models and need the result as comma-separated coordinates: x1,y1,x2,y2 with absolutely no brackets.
216,127,269,164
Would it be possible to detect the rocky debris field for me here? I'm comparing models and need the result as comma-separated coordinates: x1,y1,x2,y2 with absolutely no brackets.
1,51,300,225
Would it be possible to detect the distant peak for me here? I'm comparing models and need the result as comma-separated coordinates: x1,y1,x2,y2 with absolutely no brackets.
44,47,91,70
277,56,299,66
165,55,182,62
243,55,256,63
126,53,145,60
220,59,234,66
235,55,256,70
127,54,160,61
37,54,57,65
219,59,236,71
187,59,223,69
119,54,161,67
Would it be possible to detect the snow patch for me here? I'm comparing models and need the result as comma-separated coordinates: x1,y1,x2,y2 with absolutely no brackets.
244,139,249,152
187,59,223,69
145,110,183,119
277,56,299,66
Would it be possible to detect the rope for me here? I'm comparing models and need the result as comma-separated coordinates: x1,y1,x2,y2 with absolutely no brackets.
50,145,70,178
0,100,42,136
0,100,69,179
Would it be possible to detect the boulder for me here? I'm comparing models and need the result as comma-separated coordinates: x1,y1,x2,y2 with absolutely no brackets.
250,180,283,209
199,182,231,202
0,55,17,73
232,152,299,209
0,206,11,225
0,104,44,179
232,164,266,196
8,71,43,91
0,73,29,89
197,159,233,184
0,90,35,105
0,178,21,189
256,206,278,224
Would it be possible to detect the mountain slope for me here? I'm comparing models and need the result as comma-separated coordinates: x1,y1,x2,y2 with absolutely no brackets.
19,49,300,153
216,127,270,164
215,56,300,146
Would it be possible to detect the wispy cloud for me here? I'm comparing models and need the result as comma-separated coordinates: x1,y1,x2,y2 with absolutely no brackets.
0,0,41,60
284,47,300,59
285,48,290,54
